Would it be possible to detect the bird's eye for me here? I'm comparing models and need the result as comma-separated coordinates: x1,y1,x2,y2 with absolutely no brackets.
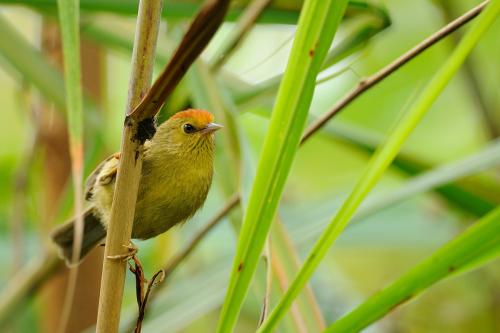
183,123,197,134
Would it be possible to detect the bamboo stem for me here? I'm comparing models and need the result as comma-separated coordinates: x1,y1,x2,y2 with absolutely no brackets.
95,1,163,331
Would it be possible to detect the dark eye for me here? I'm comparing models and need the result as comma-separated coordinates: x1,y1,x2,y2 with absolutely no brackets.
183,123,197,134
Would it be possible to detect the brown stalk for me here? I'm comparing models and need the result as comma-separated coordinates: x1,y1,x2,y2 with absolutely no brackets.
127,256,165,333
162,193,240,279
95,0,163,331
300,0,489,143
438,0,500,138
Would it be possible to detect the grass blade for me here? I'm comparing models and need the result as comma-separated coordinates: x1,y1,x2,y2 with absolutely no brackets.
357,139,500,220
216,1,349,332
326,205,500,332
0,14,66,109
271,219,326,332
55,0,85,331
322,121,500,215
257,1,500,331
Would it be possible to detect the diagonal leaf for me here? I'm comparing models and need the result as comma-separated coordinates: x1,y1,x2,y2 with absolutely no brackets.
326,205,500,333
0,14,66,109
357,139,500,220
0,0,388,25
216,1,349,332
322,121,500,216
257,1,500,331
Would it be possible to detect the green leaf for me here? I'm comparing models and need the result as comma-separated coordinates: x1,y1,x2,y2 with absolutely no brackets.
0,0,300,24
322,121,500,215
257,1,500,331
326,205,500,333
57,0,83,148
231,2,390,107
215,1,349,332
0,14,66,109
357,139,500,220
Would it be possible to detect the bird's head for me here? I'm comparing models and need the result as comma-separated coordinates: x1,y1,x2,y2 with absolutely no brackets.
152,109,222,155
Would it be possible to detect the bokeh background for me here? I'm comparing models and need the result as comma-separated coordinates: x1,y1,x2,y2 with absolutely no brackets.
1,0,499,332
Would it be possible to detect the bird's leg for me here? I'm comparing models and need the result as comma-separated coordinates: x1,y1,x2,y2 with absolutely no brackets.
107,241,138,261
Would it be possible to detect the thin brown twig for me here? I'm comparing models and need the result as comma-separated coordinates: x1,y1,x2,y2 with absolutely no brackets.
135,269,165,332
438,0,499,138
300,0,489,143
129,256,147,311
211,0,273,71
122,193,239,332
128,256,165,333
162,192,240,278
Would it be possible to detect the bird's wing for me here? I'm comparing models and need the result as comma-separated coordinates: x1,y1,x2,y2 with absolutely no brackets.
85,152,120,200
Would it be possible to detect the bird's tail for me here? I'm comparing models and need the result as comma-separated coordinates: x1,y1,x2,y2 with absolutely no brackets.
50,207,107,266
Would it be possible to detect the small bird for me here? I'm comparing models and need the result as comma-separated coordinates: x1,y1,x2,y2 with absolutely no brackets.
51,109,221,265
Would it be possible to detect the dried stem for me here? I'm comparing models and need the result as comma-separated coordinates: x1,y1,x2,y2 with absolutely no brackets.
438,0,500,138
162,193,240,279
300,0,489,143
127,256,165,333
95,1,163,332
258,237,272,327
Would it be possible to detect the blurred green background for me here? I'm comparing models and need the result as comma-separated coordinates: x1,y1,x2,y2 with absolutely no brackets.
0,0,499,332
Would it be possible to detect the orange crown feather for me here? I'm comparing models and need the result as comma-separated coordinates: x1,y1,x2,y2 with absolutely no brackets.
171,109,214,124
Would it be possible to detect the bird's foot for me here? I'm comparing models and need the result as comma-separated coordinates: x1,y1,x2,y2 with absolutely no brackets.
107,242,138,262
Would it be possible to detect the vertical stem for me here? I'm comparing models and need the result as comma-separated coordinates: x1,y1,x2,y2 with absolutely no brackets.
95,1,163,332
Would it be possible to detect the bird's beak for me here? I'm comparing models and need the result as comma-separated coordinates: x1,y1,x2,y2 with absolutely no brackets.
202,122,223,134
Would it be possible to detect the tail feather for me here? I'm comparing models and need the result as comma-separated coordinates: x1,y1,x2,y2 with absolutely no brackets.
50,207,107,266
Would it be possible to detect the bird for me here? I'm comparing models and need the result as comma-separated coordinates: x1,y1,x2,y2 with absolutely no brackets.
51,109,222,265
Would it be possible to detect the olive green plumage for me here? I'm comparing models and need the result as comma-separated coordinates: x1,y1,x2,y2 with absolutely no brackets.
51,109,221,265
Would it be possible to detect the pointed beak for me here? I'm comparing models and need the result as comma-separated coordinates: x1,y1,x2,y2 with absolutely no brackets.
202,122,223,134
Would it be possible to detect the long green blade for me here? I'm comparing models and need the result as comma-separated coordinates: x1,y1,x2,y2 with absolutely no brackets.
215,1,349,332
0,14,66,109
326,205,500,332
257,1,500,331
